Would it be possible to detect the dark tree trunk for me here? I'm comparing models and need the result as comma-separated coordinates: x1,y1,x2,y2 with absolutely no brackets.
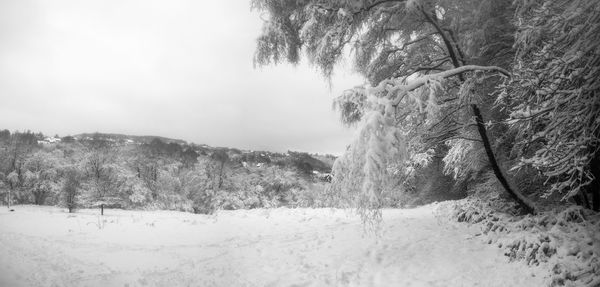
589,153,600,211
592,186,599,212
581,191,591,209
573,194,583,206
101,204,104,216
472,104,536,214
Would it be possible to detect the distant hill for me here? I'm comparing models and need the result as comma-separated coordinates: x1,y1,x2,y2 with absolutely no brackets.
73,132,188,145
1,129,337,173
71,132,336,173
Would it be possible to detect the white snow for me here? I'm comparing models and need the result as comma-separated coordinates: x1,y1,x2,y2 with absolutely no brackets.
0,204,547,287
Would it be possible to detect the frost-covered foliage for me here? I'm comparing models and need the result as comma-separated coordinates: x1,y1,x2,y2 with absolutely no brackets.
330,104,406,223
501,1,599,197
442,137,486,180
500,0,600,200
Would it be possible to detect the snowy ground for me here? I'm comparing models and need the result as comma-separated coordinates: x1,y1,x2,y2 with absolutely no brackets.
0,204,548,287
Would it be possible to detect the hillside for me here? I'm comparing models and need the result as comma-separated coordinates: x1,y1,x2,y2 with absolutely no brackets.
0,129,337,214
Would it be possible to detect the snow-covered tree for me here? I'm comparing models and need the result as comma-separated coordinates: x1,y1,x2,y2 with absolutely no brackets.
210,149,230,189
83,149,122,215
183,157,220,214
61,167,81,213
253,0,535,215
6,171,18,208
154,163,192,211
23,151,60,205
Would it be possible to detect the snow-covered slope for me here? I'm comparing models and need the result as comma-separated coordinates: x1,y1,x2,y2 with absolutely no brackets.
0,205,547,286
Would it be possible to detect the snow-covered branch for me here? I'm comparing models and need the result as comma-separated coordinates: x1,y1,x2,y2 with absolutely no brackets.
370,65,510,105
401,65,509,91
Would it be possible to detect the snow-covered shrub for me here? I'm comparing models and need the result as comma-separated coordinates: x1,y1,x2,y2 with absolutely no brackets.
442,199,600,287
216,190,246,210
191,188,218,215
285,183,334,208
126,180,150,207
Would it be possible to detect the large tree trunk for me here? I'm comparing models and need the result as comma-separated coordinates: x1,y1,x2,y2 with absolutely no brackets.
101,204,104,216
472,104,536,214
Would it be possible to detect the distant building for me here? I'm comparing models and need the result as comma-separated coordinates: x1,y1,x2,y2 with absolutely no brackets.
38,137,61,145
46,137,61,143
312,170,333,182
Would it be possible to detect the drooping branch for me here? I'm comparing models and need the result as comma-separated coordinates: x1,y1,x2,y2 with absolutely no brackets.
373,63,534,213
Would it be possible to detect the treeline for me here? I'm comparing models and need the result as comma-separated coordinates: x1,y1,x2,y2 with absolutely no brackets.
0,131,334,214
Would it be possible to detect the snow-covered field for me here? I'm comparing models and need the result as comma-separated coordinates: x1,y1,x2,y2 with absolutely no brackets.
0,204,548,287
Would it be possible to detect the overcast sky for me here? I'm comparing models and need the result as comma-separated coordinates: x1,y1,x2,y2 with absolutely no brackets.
0,1,364,155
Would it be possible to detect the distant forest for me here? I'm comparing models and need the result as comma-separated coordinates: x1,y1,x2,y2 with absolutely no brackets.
0,130,336,214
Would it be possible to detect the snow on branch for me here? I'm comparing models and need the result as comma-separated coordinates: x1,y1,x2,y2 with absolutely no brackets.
391,65,507,95
402,65,510,89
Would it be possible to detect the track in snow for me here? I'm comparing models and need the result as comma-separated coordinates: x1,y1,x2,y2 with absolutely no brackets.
0,205,546,286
